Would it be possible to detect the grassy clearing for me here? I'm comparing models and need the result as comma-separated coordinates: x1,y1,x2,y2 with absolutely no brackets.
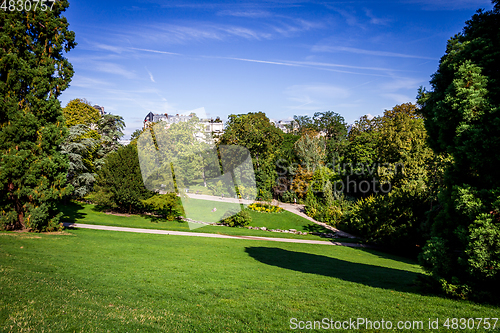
181,197,318,233
1,229,497,332
181,196,242,222
58,201,345,242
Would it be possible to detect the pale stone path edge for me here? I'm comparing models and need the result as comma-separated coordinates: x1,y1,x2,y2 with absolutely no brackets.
62,223,371,248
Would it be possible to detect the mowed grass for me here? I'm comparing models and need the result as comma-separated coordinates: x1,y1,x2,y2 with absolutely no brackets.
181,197,333,233
58,201,343,242
0,229,497,332
182,197,244,223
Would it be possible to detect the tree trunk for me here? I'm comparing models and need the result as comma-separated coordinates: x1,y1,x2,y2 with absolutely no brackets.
14,197,26,230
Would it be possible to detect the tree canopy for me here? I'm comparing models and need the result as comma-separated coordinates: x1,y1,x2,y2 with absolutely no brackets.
63,98,101,128
0,2,76,231
417,1,500,301
219,112,283,194
89,143,154,213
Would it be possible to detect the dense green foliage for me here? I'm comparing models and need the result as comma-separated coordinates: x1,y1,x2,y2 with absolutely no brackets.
219,112,283,196
62,98,101,128
0,2,76,231
60,99,125,197
220,208,252,227
138,116,213,192
95,114,125,165
140,193,184,221
88,144,153,213
296,104,439,254
339,185,429,251
417,2,500,302
59,125,98,197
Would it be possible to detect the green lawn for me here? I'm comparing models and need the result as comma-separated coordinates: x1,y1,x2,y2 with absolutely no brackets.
58,201,343,242
183,197,332,232
0,229,496,332
181,196,244,223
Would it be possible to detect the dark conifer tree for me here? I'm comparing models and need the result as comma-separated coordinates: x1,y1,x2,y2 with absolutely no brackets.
0,2,76,230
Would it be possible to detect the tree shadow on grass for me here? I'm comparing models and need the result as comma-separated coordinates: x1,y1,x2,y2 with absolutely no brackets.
245,247,423,293
91,205,110,213
141,214,186,224
58,201,86,223
303,223,331,233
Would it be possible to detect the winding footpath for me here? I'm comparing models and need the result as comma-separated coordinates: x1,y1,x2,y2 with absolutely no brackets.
62,222,369,248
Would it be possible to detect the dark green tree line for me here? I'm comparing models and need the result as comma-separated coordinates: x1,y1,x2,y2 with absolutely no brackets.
417,0,500,302
0,2,76,231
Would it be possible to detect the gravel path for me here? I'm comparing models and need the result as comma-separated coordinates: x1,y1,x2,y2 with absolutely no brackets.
62,222,369,248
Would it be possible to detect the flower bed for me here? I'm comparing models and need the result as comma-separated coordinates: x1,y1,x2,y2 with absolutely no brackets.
248,202,283,213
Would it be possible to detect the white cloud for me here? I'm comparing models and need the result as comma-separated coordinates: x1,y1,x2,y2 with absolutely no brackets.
92,42,126,54
327,7,361,27
221,57,302,68
131,23,272,44
221,26,271,40
113,16,321,47
130,47,182,56
70,76,112,88
363,9,391,25
312,45,437,60
403,0,491,10
215,56,407,78
287,60,411,73
92,62,136,79
146,68,155,83
217,9,271,18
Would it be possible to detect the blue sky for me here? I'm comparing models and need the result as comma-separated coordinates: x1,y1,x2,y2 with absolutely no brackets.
59,0,494,138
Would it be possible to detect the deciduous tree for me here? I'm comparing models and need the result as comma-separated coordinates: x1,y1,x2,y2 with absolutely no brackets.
63,98,101,129
219,112,283,194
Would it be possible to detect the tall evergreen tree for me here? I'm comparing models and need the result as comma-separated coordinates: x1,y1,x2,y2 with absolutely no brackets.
59,125,97,198
0,2,76,231
417,1,500,301
94,114,125,169
90,143,154,213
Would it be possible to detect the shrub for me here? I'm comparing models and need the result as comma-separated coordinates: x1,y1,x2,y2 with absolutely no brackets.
338,183,430,251
280,190,297,203
211,180,225,196
258,189,273,202
236,185,257,200
304,187,318,217
141,193,184,221
220,209,252,227
86,144,154,213
248,203,283,213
